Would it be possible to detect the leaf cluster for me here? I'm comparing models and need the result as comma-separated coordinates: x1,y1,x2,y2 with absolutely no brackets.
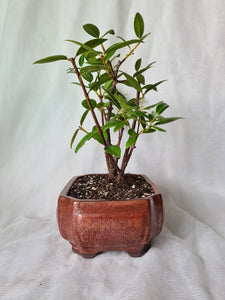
33,13,182,174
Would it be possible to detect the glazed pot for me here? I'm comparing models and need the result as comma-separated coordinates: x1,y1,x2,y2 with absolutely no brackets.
57,174,163,258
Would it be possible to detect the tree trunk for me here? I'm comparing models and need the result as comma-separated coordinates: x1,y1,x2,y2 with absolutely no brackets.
105,153,119,179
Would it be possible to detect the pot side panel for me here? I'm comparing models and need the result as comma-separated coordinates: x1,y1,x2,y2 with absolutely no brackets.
57,197,74,243
72,200,151,248
150,194,163,239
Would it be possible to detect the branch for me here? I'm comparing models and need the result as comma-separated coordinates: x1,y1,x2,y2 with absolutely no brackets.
113,42,141,78
117,127,124,148
98,88,106,126
69,57,122,174
115,127,124,164
120,90,141,173
131,90,140,131
69,57,107,146
122,42,141,64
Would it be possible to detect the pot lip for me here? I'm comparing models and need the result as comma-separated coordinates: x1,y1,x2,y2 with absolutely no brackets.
59,173,161,202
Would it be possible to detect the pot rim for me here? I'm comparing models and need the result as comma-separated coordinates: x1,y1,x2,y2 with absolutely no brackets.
59,173,161,202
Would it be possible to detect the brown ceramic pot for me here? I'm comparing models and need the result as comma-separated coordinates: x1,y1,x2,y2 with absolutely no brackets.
57,174,163,258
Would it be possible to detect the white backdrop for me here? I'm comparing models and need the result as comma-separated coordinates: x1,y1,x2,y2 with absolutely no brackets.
0,0,225,299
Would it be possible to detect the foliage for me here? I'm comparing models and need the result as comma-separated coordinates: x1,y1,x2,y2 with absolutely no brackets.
33,13,182,181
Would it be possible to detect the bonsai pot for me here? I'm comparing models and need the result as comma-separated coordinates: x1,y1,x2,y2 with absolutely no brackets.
57,174,163,258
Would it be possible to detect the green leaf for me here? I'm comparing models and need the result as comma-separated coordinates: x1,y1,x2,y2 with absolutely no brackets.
128,98,138,107
152,111,160,118
125,129,138,148
111,54,121,63
103,88,121,109
67,68,75,74
79,55,85,66
128,128,138,138
155,117,182,125
103,120,125,131
70,128,79,149
104,145,121,158
122,72,142,92
152,126,166,132
75,131,95,153
143,101,163,110
131,109,146,118
116,36,132,50
104,79,113,90
119,102,132,110
71,82,88,88
84,51,100,60
133,62,156,77
93,130,108,145
82,72,93,82
80,65,104,76
156,102,169,114
146,113,154,121
101,29,115,38
144,80,167,93
89,73,111,91
96,102,109,109
104,50,116,62
126,136,137,148
77,38,107,55
141,32,151,41
134,12,144,38
117,35,127,43
83,23,100,38
80,110,89,126
81,99,97,110
103,121,118,130
65,39,101,55
105,39,141,54
114,92,126,101
143,128,156,133
139,115,147,129
135,58,142,71
114,122,126,132
85,59,104,66
136,74,145,85
33,55,68,64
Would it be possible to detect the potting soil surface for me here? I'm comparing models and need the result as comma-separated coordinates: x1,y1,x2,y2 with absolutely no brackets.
68,174,154,200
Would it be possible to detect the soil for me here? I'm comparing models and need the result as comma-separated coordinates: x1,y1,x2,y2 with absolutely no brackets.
67,174,154,200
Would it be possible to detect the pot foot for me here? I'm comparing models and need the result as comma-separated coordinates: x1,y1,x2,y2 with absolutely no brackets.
127,243,151,257
71,246,99,259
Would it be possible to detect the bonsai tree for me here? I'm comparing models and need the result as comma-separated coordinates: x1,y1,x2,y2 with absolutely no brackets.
34,13,181,182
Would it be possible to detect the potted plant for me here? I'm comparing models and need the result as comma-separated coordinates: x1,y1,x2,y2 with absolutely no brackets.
34,13,181,258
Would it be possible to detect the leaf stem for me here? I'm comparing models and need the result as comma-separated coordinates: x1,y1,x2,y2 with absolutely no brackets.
79,126,89,134
121,111,130,128
100,54,113,78
139,117,156,134
101,43,114,74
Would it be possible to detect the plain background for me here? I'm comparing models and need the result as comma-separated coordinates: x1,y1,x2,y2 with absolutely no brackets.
0,0,225,299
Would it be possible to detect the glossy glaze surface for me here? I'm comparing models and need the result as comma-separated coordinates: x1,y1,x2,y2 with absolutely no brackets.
57,174,163,258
